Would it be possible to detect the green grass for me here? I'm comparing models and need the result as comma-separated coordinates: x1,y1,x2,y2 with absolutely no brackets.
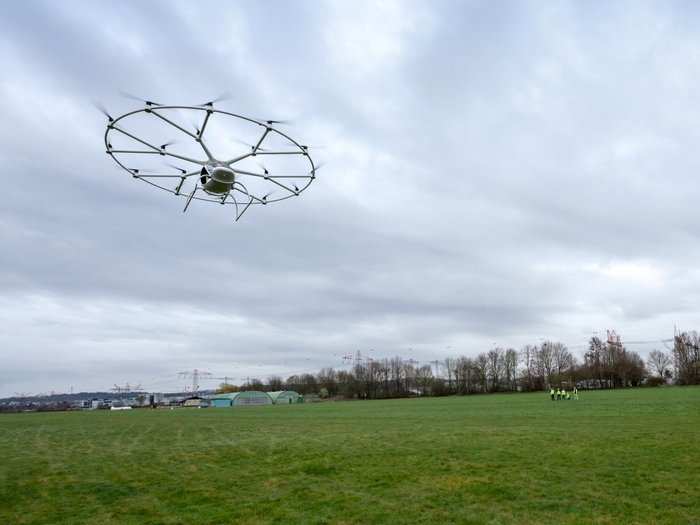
1,387,698,525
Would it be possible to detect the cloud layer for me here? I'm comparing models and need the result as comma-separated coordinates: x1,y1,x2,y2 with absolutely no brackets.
1,0,699,395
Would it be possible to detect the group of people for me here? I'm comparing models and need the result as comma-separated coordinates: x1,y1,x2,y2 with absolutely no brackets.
549,386,578,401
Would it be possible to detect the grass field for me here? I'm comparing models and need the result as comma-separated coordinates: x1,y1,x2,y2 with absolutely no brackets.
1,388,698,525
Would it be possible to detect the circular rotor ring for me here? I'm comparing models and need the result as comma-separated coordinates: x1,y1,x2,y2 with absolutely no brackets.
103,105,316,208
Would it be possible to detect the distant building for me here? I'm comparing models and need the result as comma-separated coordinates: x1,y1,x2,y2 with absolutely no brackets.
182,396,208,408
268,391,301,405
209,391,273,407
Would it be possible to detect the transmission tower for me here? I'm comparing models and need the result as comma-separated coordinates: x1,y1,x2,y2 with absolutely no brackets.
429,359,441,377
111,382,143,394
178,369,212,394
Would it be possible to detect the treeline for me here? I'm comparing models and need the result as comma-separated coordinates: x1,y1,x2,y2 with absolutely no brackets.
219,331,700,399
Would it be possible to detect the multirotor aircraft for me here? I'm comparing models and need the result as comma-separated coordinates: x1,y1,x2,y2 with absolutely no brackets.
99,95,320,221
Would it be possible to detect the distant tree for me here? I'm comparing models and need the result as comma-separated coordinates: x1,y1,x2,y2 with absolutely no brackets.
415,365,433,395
454,356,474,394
624,351,646,386
267,375,284,391
487,348,504,392
402,362,417,395
390,357,404,396
673,331,700,385
584,337,606,388
217,383,239,394
519,344,538,391
647,350,672,379
317,368,338,397
243,378,264,391
551,342,574,386
377,360,391,397
285,375,300,391
474,353,489,393
537,342,555,387
443,358,457,394
504,348,518,391
299,373,319,395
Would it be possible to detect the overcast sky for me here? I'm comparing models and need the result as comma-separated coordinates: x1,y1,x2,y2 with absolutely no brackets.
2,0,700,396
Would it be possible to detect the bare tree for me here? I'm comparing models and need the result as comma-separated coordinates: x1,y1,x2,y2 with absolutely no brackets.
504,348,518,391
584,337,605,388
673,331,700,385
520,344,538,391
551,342,574,386
647,350,671,379
317,368,338,397
444,357,457,394
486,348,504,392
243,377,264,391
454,356,473,394
537,342,555,387
474,353,489,393
415,365,433,395
267,375,284,391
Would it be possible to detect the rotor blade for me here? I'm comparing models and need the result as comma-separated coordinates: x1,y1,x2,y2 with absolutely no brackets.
232,138,268,152
197,91,232,107
256,161,269,175
160,140,178,150
119,90,161,106
255,118,294,126
311,162,325,173
186,116,201,136
165,162,188,174
92,100,114,122
129,168,164,174
262,190,277,202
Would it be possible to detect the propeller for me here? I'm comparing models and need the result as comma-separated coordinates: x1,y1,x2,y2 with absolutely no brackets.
159,140,177,150
256,161,269,177
93,101,114,122
186,117,201,137
129,168,164,174
165,162,187,174
196,92,232,107
232,138,268,152
119,90,162,106
255,117,294,126
261,190,277,204
299,144,327,155
128,168,165,177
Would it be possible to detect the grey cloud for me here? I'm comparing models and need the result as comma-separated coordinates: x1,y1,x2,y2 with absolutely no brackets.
1,0,699,395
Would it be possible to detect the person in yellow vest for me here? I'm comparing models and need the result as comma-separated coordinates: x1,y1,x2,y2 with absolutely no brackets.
550,387,555,401
573,386,579,400
561,388,566,400
566,390,571,400
556,388,561,400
